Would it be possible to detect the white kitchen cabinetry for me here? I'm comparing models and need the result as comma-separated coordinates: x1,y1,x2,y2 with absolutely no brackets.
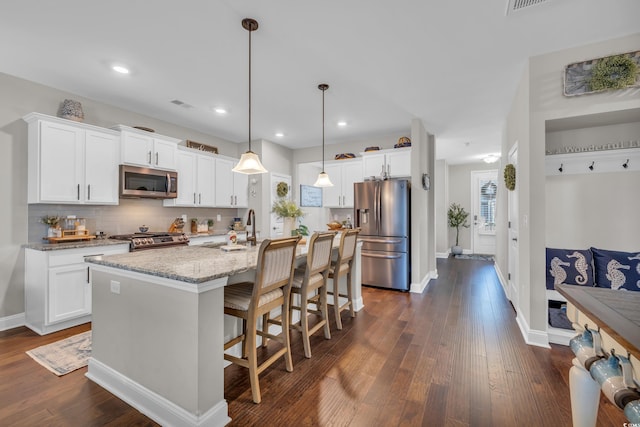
323,159,362,208
25,244,129,335
115,125,179,170
362,148,411,179
24,113,120,205
163,148,216,207
215,157,249,208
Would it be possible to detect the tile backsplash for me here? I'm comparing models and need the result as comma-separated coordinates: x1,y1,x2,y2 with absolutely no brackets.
28,198,242,242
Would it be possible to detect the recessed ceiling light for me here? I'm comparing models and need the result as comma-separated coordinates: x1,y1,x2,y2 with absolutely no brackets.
337,121,347,127
275,132,284,138
214,107,227,114
112,65,130,74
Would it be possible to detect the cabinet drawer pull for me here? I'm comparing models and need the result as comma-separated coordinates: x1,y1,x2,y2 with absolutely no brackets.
87,184,91,200
77,184,80,200
156,152,159,165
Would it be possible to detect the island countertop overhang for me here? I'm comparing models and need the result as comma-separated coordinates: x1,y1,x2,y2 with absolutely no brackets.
85,244,260,284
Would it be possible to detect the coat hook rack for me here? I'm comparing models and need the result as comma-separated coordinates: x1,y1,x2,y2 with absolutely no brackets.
588,161,594,171
558,163,563,173
623,159,629,169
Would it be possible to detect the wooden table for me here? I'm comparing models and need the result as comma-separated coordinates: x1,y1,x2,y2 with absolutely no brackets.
556,284,640,427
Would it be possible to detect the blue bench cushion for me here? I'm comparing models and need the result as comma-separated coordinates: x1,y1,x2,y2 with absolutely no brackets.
546,248,595,290
591,247,640,291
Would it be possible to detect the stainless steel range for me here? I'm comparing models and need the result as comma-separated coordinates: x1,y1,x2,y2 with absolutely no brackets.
110,232,190,251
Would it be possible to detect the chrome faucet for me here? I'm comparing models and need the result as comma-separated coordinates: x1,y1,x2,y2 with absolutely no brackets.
247,209,257,246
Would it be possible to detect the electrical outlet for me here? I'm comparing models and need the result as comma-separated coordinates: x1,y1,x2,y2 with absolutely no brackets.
110,280,120,294
217,214,222,221
181,214,187,223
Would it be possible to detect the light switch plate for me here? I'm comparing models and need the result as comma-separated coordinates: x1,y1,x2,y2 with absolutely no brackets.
110,280,120,294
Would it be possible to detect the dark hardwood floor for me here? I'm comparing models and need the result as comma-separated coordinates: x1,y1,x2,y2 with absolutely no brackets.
0,257,628,426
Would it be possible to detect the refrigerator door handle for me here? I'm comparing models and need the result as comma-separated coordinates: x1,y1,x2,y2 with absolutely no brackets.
362,252,403,259
374,182,380,235
361,237,405,244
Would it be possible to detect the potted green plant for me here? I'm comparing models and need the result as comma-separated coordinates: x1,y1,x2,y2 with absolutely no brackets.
207,219,214,232
40,215,61,237
447,203,469,255
272,198,305,236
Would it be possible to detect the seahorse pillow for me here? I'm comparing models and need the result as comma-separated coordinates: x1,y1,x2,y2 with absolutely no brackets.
591,247,640,291
546,248,595,290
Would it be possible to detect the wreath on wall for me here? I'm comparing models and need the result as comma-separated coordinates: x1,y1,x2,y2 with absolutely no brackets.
276,181,289,198
589,54,638,92
504,164,516,191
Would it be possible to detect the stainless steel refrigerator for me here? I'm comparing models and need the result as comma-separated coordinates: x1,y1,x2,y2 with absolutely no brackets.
354,179,410,291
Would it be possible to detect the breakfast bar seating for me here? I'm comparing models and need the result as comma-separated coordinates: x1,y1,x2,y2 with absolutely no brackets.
328,229,359,330
288,231,336,358
222,236,300,404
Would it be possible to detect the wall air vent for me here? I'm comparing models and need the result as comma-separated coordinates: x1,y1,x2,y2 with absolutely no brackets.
506,0,549,15
170,99,194,109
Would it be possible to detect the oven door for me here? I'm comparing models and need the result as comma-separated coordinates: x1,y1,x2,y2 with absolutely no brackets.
120,165,177,199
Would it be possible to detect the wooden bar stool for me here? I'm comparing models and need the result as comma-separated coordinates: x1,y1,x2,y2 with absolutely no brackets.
288,231,336,358
223,236,300,404
327,229,359,330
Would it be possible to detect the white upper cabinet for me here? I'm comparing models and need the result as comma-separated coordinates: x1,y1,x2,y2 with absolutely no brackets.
115,126,179,170
163,148,216,207
215,157,248,208
323,159,362,208
24,113,120,205
362,148,411,179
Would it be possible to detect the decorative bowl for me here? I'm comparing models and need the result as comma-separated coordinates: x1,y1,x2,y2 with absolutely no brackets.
335,153,356,160
327,221,344,230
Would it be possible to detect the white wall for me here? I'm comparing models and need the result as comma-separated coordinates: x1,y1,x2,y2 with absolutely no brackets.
435,159,449,255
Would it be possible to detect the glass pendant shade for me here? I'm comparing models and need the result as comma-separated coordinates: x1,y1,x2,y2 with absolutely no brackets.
232,150,268,174
234,18,267,175
314,171,334,187
314,83,333,187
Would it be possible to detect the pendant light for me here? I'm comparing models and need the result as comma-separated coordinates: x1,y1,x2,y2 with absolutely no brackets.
314,83,334,187
233,18,268,174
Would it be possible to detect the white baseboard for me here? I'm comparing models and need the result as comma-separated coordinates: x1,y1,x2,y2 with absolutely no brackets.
86,358,230,427
0,312,25,331
410,269,437,294
436,252,449,259
515,312,550,349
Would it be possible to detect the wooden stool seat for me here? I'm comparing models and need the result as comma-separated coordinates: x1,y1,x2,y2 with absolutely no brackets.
327,229,359,330
223,236,300,404
269,232,335,359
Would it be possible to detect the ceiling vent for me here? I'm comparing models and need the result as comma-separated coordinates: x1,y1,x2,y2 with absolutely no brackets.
506,0,549,15
170,99,194,109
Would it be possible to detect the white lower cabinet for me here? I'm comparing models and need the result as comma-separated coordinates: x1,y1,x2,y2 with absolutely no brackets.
25,244,129,335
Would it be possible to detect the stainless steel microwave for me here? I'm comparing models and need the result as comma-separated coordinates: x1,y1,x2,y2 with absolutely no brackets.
119,165,178,199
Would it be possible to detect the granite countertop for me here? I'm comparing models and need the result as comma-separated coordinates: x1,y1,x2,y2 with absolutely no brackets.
86,244,262,284
85,239,330,284
24,238,130,251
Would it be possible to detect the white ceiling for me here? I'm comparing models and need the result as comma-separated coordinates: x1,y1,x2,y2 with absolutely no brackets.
1,0,638,164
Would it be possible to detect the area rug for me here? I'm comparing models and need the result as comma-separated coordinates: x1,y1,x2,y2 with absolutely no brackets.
26,331,91,376
454,254,494,261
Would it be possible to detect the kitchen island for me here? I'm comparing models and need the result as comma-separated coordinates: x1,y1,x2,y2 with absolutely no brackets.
85,239,362,427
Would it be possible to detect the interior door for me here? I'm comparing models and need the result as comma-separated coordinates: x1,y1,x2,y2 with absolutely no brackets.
270,173,291,238
471,170,498,255
507,144,519,306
